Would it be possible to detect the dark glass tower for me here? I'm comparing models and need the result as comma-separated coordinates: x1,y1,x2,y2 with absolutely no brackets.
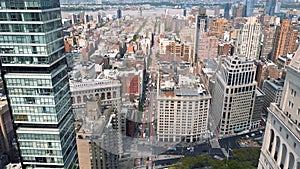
0,0,78,168
193,8,207,64
265,0,276,16
117,8,122,19
224,3,231,19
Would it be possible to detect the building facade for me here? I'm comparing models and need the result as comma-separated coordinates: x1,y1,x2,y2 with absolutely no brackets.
70,78,121,110
271,19,298,63
258,48,300,169
224,3,231,19
252,88,265,129
261,26,276,60
0,101,19,168
265,0,277,16
0,0,78,168
76,101,123,169
194,8,207,64
157,88,211,143
245,0,254,17
262,78,284,116
211,55,257,135
237,17,262,60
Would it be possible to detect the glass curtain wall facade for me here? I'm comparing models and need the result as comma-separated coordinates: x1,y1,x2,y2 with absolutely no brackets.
0,0,78,168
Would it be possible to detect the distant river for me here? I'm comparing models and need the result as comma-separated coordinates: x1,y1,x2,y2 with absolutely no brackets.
61,7,300,20
61,8,219,18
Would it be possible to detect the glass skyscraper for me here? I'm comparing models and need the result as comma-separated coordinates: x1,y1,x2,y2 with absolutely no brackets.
0,0,78,168
265,0,276,16
244,0,254,17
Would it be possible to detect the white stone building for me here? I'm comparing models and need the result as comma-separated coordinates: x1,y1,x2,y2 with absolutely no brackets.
157,74,211,143
210,55,257,135
70,78,121,110
258,48,300,169
237,17,262,60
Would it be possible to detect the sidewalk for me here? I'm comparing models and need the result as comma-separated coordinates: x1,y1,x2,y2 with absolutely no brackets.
210,139,221,148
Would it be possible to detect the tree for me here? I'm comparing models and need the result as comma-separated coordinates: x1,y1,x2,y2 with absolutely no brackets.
171,147,261,169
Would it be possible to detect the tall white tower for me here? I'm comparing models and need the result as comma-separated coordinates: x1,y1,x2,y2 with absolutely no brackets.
237,17,262,60
211,55,257,135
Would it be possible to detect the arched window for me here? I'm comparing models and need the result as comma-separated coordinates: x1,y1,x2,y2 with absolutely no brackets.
280,144,287,169
113,91,116,98
95,93,100,100
83,95,88,102
101,93,105,100
274,136,281,161
268,129,275,153
107,92,111,99
288,152,295,169
77,96,81,103
71,97,75,104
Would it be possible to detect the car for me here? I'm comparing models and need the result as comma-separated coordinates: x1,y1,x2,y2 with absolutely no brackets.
259,130,263,134
245,135,249,138
251,133,255,137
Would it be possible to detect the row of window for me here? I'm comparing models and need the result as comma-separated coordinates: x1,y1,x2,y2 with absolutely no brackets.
0,35,45,44
14,114,57,123
20,141,61,149
1,23,41,33
0,11,61,22
21,149,62,156
12,106,56,114
18,133,60,141
1,56,50,65
6,78,51,87
0,45,47,55
71,87,120,95
0,0,60,10
0,23,44,33
23,156,63,164
11,97,55,105
8,88,53,96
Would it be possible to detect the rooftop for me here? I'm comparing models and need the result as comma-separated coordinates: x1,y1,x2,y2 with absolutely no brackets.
265,78,284,91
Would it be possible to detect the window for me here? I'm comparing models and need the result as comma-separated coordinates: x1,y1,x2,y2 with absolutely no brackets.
288,101,294,108
291,89,296,97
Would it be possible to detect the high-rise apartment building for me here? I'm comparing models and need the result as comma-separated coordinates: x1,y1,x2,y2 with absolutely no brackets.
211,55,257,135
237,17,262,60
209,18,229,39
265,0,277,16
252,88,265,129
275,0,281,13
224,3,231,19
258,48,300,169
183,9,187,17
76,101,123,169
255,60,283,88
214,6,220,17
261,25,276,60
0,0,78,168
194,8,207,64
117,8,122,19
244,0,254,17
236,5,244,18
262,78,284,116
271,19,298,63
